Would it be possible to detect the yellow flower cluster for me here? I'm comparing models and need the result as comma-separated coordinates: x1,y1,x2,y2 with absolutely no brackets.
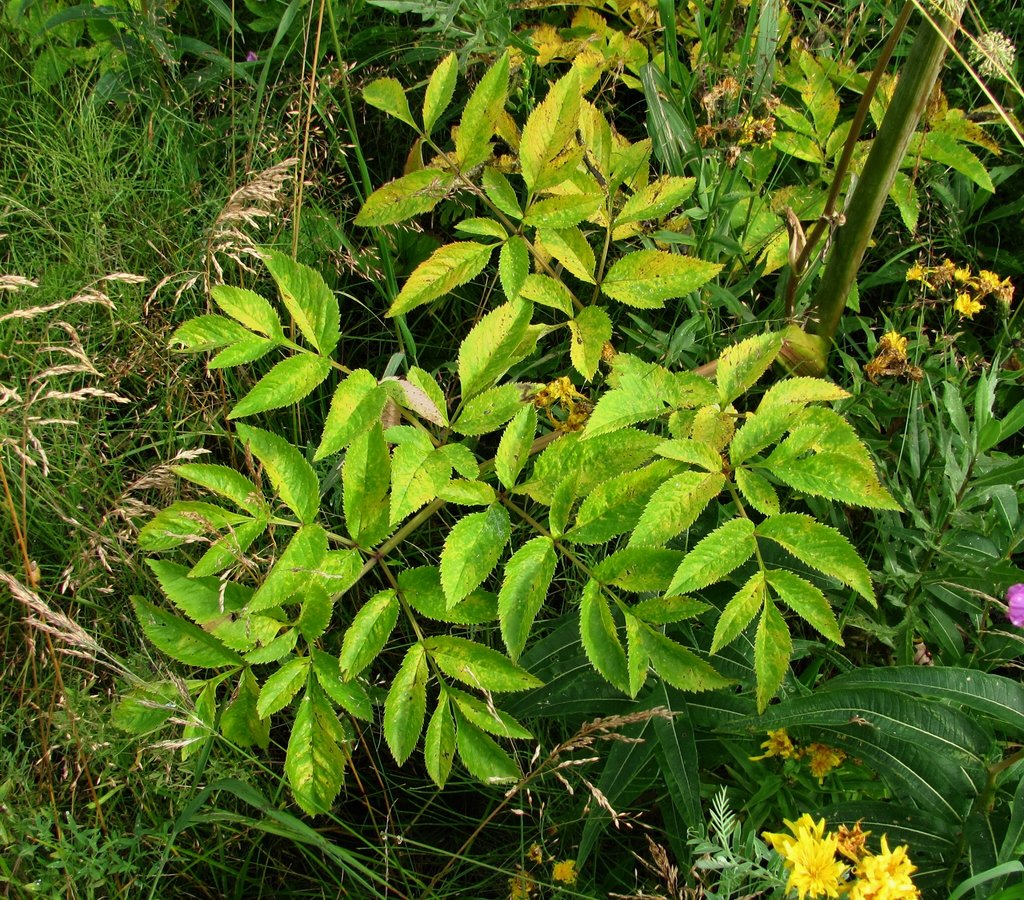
751,729,848,783
764,815,921,900
533,376,593,432
507,843,577,897
906,259,1015,319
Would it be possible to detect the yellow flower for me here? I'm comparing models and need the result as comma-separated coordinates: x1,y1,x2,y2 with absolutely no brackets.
751,728,798,761
849,836,920,899
977,269,1003,295
526,842,543,865
880,331,908,356
551,859,577,885
905,262,927,283
953,293,984,318
837,822,871,863
508,871,535,900
806,743,846,782
954,266,973,284
764,815,847,900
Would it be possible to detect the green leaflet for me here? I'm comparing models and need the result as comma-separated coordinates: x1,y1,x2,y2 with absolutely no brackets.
208,333,278,368
756,512,874,603
716,331,783,407
388,241,494,318
146,559,249,625
452,383,528,436
236,423,319,525
339,589,400,680
343,423,391,548
285,688,349,815
639,627,732,693
625,612,648,696
182,681,217,760
766,450,901,510
569,305,611,381
399,566,498,625
257,655,310,718
448,686,531,739
384,644,429,765
355,169,456,227
245,628,298,665
537,226,596,284
422,52,457,134
499,237,530,300
664,517,756,595
711,571,766,654
363,76,415,128
567,460,677,545
628,470,725,549
457,299,533,400
522,193,602,229
913,130,994,193
263,250,340,356
734,467,781,516
593,547,685,593
438,480,495,506
389,431,451,525
765,569,842,644
229,353,332,419
297,585,333,640
210,285,285,339
519,273,575,316
601,250,722,308
138,501,249,552
454,51,510,171
455,218,507,241
654,438,722,473
311,649,372,721
221,669,269,749
316,369,386,460
755,599,792,712
495,404,537,490
579,580,629,693
452,707,520,784
186,517,265,579
405,368,449,426
614,175,695,229
169,314,249,352
482,168,522,219
630,595,709,625
440,504,510,606
498,536,557,660
248,525,329,613
131,596,242,669
520,68,581,194
172,463,265,515
425,635,542,692
425,694,457,788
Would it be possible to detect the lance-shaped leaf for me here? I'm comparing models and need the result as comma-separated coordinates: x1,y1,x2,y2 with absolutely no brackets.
765,569,842,644
755,600,792,712
363,76,415,127
400,566,498,625
625,612,649,696
519,273,574,316
537,226,596,284
756,513,874,603
716,331,783,407
384,644,429,765
766,451,901,510
286,688,349,815
499,536,557,660
569,305,611,381
495,404,537,491
630,595,709,624
263,250,340,356
390,436,451,525
257,655,310,718
567,460,676,545
448,686,531,739
454,51,510,171
312,649,372,721
343,423,391,548
521,68,582,193
297,584,332,641
425,635,541,692
236,424,319,524
388,241,494,318
425,693,457,788
211,285,285,339
440,504,510,606
173,463,266,515
601,250,722,308
138,501,250,552
439,480,495,506
423,52,458,134
132,596,243,668
453,383,527,436
355,168,456,227
640,627,733,693
665,517,756,595
316,369,387,460
169,314,249,352
249,525,329,612
339,589,400,680
579,580,629,693
453,707,520,784
594,548,685,594
711,571,766,654
146,559,249,625
406,367,448,426
654,438,722,473
629,470,725,549
483,168,522,219
499,237,530,300
221,668,270,748
229,353,332,419
614,175,695,229
208,334,277,368
582,388,665,440
458,299,533,400
522,193,602,229
735,468,780,516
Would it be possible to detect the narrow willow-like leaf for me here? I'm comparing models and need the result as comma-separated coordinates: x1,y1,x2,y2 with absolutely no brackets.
499,237,530,300
388,241,494,318
236,423,319,525
482,168,522,219
755,600,791,712
499,536,557,660
173,463,265,515
355,168,456,227
384,644,429,765
317,370,386,460
640,627,732,692
312,648,372,721
229,353,332,419
453,708,520,784
248,525,329,613
452,383,527,436
522,193,602,229
520,68,581,193
182,681,217,760
425,693,457,788
440,504,510,606
665,517,756,595
567,460,676,545
363,76,415,127
766,569,842,644
760,376,849,408
569,305,611,381
257,655,310,718
579,580,629,693
286,689,348,815
422,51,458,134
537,226,596,284
756,513,873,603
629,470,725,549
339,589,400,680
454,51,510,171
734,466,781,516
711,571,766,654
614,175,695,228
601,250,722,308
169,314,250,352
455,218,506,241
342,423,391,548
132,596,243,668
221,668,269,748
244,628,297,665
210,285,284,339
457,299,533,400
625,612,649,696
519,273,574,316
263,250,340,356
716,331,783,407
495,404,537,490
425,635,542,691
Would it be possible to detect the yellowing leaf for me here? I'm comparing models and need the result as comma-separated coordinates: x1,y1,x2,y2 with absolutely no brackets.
423,52,458,134
523,193,603,229
388,242,494,318
519,273,575,316
601,250,722,308
457,299,533,399
537,226,596,284
355,169,456,227
521,68,582,193
568,305,611,380
455,51,510,171
440,504,510,606
614,175,695,228
499,237,530,300
363,77,415,128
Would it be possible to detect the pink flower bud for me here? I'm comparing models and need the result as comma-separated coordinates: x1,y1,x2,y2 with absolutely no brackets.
1007,584,1024,627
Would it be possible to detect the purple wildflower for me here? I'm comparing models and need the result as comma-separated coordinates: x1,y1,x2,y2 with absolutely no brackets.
246,51,259,63
1007,584,1024,627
